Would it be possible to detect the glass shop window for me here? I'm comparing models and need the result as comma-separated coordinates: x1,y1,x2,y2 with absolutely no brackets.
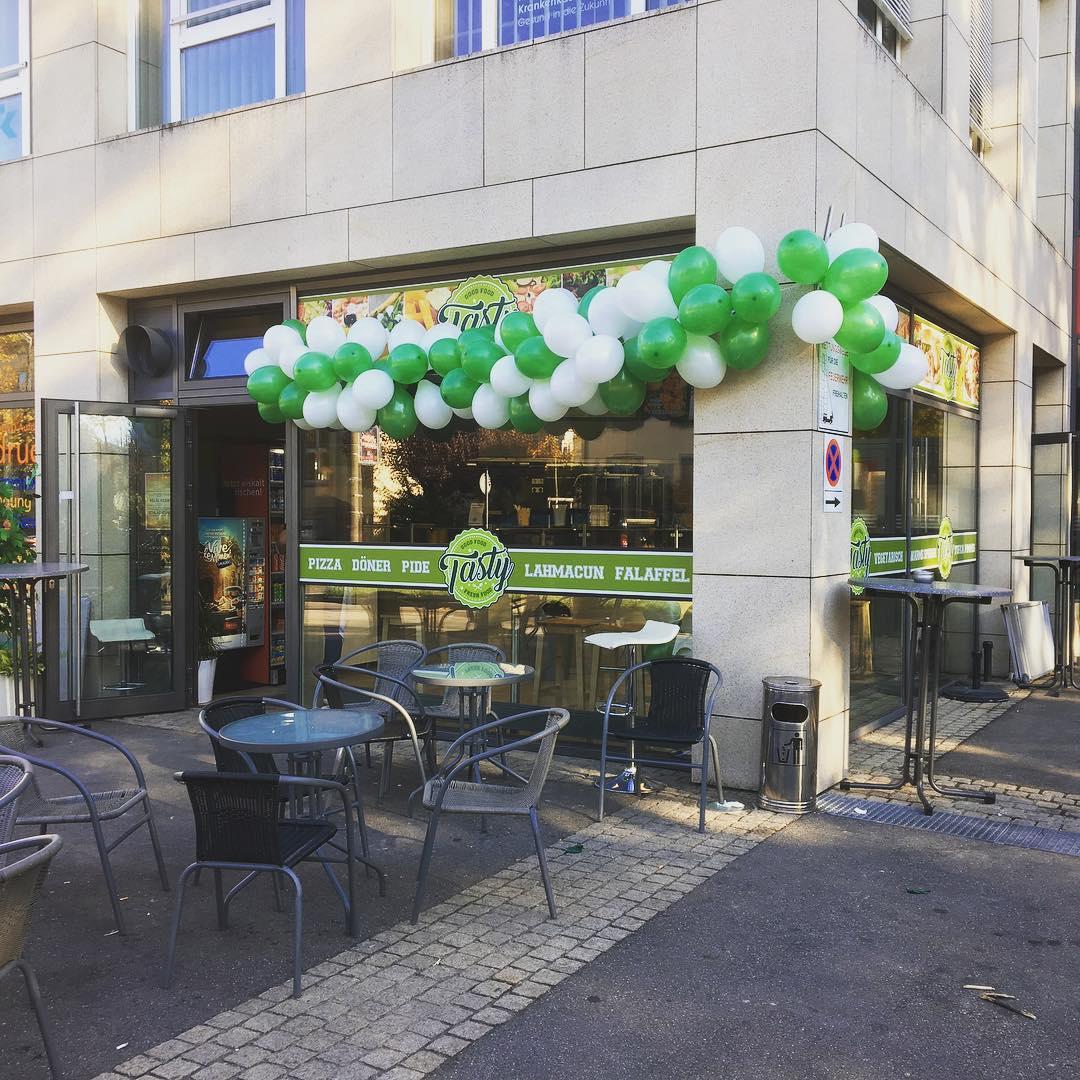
185,304,282,380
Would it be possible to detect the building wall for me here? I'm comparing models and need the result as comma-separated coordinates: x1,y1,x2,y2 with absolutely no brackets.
0,0,1074,786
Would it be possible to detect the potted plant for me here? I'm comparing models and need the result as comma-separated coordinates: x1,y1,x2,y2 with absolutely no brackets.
195,591,221,705
0,483,36,712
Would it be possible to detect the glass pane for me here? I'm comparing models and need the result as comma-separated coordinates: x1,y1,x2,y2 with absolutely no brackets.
187,0,270,24
134,0,165,128
181,26,275,120
0,328,32,393
0,92,22,163
198,336,263,378
286,0,305,95
0,0,19,69
498,0,631,47
80,414,175,701
186,305,282,379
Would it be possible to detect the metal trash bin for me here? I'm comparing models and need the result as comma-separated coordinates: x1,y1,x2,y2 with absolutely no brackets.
758,676,821,814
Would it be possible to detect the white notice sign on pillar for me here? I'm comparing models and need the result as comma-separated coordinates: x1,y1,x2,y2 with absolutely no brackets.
817,342,851,435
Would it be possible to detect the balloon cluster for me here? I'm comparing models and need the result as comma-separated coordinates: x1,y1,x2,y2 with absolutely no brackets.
780,221,927,432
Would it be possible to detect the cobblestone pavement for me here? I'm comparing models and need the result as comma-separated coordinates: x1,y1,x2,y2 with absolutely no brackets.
91,771,785,1080
845,690,1080,829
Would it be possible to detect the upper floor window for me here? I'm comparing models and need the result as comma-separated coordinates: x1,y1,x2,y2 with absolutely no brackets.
131,0,305,128
0,0,29,161
857,0,909,60
968,0,993,155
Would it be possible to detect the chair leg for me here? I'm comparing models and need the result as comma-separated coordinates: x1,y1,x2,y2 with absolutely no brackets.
379,743,393,802
282,868,304,998
163,864,197,987
143,798,171,891
698,738,709,834
411,810,441,924
598,730,609,823
529,807,557,919
708,736,725,800
89,813,126,934
16,961,62,1080
213,870,228,929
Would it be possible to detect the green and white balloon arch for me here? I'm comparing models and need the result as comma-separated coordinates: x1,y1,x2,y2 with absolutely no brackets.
244,223,927,437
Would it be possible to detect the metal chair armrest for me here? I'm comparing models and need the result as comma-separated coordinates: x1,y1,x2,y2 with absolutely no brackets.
21,717,150,789
0,747,102,818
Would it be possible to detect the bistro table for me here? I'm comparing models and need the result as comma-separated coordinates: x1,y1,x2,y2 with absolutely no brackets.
217,707,387,896
840,578,1011,814
1013,555,1080,690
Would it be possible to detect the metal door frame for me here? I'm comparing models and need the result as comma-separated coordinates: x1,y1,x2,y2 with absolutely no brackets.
41,399,190,721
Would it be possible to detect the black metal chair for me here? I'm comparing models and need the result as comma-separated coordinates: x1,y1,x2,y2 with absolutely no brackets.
165,771,358,999
0,754,33,845
411,708,569,924
0,718,170,932
1,833,63,1078
598,657,725,833
198,696,302,775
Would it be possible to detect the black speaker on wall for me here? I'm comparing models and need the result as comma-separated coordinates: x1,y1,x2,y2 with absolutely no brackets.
118,324,174,378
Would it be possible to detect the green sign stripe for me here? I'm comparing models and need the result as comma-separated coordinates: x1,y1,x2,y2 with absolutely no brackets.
864,532,977,576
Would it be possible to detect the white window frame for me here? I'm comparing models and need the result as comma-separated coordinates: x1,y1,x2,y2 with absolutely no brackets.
168,0,285,123
0,0,31,159
479,0,651,51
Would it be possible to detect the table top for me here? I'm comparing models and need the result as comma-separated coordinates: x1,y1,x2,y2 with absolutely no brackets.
851,578,1011,602
412,661,533,688
1014,555,1080,564
0,561,88,582
218,708,384,753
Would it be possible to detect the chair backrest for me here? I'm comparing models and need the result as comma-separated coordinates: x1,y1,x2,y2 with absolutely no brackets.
643,657,722,741
0,834,62,967
318,640,426,710
0,720,66,821
199,697,298,774
0,755,32,845
177,771,284,866
424,643,506,708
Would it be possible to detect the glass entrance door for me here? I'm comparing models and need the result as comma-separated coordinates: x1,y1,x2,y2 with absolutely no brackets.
42,401,187,719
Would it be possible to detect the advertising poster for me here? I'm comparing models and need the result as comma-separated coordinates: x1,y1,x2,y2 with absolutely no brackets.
144,473,171,530
912,315,980,410
198,517,247,642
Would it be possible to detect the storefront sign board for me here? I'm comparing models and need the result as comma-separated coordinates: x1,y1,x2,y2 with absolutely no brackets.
911,315,980,410
299,544,694,600
849,517,977,594
816,342,851,435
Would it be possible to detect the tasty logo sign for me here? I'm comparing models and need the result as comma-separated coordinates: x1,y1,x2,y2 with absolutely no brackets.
439,528,515,608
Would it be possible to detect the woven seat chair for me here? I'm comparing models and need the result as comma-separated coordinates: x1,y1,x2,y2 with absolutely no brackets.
1,833,64,1078
0,718,169,933
0,755,33,846
420,642,506,727
198,696,302,775
165,771,357,999
411,708,569,924
598,657,724,833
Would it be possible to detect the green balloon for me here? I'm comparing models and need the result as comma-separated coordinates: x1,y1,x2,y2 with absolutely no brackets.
821,248,889,305
293,351,336,392
282,318,307,344
731,272,782,324
474,324,497,341
439,368,480,410
461,336,504,383
834,301,886,354
246,365,290,404
388,343,428,385
777,229,830,285
428,337,462,375
600,369,646,416
257,401,285,423
668,246,719,304
637,317,687,370
678,284,732,336
499,311,539,353
850,330,902,375
623,336,665,383
378,386,418,439
514,336,562,379
332,342,373,382
578,286,604,318
717,320,770,370
508,393,544,434
278,381,308,420
852,370,888,431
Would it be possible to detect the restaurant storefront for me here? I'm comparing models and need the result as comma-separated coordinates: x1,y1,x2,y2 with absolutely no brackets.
849,303,981,729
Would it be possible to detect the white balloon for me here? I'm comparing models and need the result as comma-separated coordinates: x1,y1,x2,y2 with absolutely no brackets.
263,323,304,360
791,290,844,345
713,226,765,285
472,384,511,429
574,335,624,383
543,313,593,359
531,288,579,333
451,405,474,420
327,419,344,430
414,380,454,429
421,322,461,351
873,342,928,390
243,347,277,374
587,287,642,340
675,334,727,389
336,392,377,432
277,342,306,379
490,353,532,398
388,318,427,352
347,316,388,359
578,390,609,416
826,221,880,263
302,385,342,429
614,270,677,323
352,368,395,409
306,315,346,356
549,358,598,408
865,294,899,334
529,380,568,422
641,259,672,282
293,417,313,430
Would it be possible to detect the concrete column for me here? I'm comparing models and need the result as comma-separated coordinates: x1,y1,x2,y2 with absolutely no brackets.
1036,0,1075,252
